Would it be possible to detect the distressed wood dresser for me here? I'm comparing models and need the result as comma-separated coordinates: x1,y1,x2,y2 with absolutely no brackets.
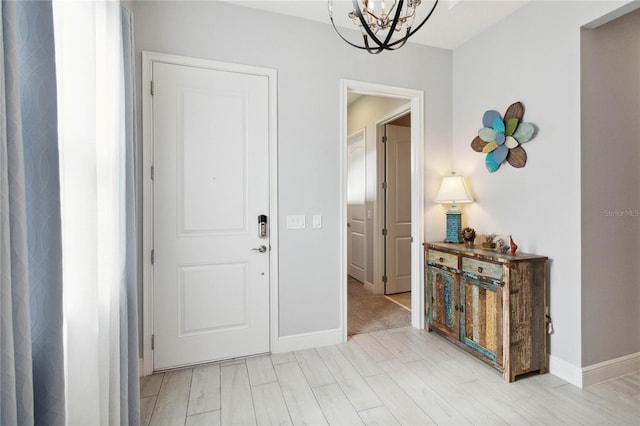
424,242,549,382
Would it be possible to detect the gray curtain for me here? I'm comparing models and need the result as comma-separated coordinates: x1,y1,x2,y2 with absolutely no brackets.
1,1,65,425
1,3,140,424
121,7,141,425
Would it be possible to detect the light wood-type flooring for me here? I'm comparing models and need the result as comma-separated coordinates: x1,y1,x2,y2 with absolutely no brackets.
140,326,640,425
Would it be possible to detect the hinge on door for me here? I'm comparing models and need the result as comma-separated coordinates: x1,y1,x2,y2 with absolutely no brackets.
151,334,155,350
150,80,154,96
382,228,387,236
382,136,387,143
151,165,154,180
410,236,414,243
151,249,154,264
382,275,388,283
381,182,387,190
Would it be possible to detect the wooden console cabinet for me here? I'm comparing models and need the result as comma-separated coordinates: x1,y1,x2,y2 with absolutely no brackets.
424,242,548,382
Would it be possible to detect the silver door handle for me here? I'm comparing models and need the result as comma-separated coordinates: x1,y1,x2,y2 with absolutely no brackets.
251,245,267,253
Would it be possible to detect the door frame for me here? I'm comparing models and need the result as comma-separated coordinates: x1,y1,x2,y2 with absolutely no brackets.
340,79,425,341
141,51,278,375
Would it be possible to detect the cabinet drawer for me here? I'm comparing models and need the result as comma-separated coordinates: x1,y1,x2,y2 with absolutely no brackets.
428,250,458,269
462,257,502,280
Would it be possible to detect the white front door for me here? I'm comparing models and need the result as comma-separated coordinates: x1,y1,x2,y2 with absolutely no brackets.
347,130,366,283
152,61,270,369
385,124,411,294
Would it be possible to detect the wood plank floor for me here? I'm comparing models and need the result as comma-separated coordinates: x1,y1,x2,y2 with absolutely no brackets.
141,327,640,425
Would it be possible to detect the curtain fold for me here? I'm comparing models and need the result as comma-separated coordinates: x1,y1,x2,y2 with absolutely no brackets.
1,2,34,423
1,1,64,424
120,7,140,426
16,1,66,424
54,1,140,423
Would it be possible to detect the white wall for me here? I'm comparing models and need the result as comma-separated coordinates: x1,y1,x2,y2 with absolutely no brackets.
452,0,632,377
347,95,409,286
581,9,640,366
129,1,452,340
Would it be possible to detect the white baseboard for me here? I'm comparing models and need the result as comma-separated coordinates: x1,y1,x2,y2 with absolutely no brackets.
273,328,343,353
549,355,583,387
582,352,640,387
549,352,640,388
364,281,375,293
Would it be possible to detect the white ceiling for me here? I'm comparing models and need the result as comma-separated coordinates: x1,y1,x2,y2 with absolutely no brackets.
218,0,530,50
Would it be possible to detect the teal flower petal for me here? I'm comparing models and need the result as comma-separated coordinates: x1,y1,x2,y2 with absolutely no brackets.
493,144,509,164
492,117,505,133
483,110,501,128
513,122,534,143
495,133,506,145
485,153,501,172
478,127,496,142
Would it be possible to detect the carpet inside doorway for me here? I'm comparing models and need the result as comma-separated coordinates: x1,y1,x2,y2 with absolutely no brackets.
347,276,411,336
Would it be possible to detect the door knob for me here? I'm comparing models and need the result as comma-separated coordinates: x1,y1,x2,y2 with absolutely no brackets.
251,245,267,253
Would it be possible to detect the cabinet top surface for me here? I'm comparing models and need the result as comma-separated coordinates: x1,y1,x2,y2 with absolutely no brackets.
425,242,548,263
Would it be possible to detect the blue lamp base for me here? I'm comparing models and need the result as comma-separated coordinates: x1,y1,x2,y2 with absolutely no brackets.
444,211,463,243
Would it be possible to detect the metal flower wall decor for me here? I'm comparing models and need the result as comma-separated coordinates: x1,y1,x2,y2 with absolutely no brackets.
470,101,536,172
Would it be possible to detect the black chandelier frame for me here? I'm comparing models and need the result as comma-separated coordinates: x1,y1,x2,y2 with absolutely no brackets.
329,0,440,54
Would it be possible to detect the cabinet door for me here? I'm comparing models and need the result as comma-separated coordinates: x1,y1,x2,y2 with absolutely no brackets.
427,266,460,339
461,276,502,364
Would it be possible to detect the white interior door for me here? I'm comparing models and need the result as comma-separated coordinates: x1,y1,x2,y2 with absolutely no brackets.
385,124,411,294
347,131,366,283
152,61,270,369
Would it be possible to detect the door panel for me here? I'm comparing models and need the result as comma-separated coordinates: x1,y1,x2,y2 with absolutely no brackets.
385,124,411,294
347,131,366,282
462,276,501,363
427,267,460,339
180,89,247,233
153,62,270,370
179,263,248,335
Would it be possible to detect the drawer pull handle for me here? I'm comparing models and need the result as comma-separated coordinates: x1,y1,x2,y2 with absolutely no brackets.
439,257,444,262
478,266,483,273
454,305,458,311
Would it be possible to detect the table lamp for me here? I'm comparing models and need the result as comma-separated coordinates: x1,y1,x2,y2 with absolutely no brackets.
435,172,473,243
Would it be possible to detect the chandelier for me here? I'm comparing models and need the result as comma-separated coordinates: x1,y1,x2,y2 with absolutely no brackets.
328,0,439,54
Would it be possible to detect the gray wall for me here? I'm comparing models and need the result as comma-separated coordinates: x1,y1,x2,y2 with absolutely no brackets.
128,1,452,338
581,9,640,366
452,1,631,369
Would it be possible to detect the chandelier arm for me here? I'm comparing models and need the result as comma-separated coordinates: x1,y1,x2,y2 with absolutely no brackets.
351,0,388,50
379,0,406,48
384,0,438,48
386,29,410,50
391,0,439,44
364,35,385,54
385,0,400,21
328,13,376,51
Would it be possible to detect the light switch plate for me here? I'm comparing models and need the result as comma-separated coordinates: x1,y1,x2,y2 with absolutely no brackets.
312,214,322,229
286,215,305,229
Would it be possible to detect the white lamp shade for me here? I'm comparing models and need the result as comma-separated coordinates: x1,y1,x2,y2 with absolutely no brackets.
435,174,473,203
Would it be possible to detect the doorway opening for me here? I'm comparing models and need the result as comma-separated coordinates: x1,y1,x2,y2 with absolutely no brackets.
341,80,425,340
